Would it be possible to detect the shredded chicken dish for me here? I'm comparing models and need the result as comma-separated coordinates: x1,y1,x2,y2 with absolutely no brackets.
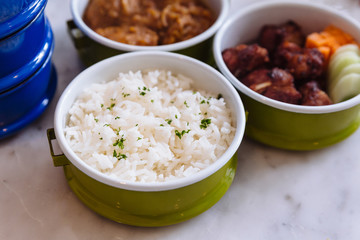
83,0,215,46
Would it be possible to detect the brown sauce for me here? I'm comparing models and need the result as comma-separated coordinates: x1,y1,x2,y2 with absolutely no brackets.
83,0,215,46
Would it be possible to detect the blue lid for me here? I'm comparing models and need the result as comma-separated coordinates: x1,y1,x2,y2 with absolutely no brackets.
0,17,53,92
0,0,47,39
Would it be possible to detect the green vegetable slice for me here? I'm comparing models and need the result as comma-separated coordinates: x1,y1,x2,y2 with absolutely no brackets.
329,73,360,103
329,63,360,92
330,44,360,60
328,51,360,81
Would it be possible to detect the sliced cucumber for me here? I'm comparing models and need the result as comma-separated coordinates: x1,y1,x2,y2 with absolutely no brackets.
328,63,360,92
330,44,360,60
328,51,360,81
329,73,360,103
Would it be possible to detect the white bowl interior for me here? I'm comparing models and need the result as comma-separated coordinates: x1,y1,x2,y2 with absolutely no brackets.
213,0,360,114
54,51,246,191
71,0,229,51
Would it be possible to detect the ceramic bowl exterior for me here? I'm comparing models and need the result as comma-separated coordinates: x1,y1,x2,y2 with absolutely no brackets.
69,0,229,65
0,26,56,139
0,17,53,92
0,0,48,78
0,0,47,37
49,51,246,226
47,142,237,227
213,0,360,150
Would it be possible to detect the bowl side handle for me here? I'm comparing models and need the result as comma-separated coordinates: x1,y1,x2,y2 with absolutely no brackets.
46,128,70,167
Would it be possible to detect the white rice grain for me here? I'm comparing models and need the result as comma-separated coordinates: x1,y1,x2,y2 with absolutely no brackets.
64,70,236,183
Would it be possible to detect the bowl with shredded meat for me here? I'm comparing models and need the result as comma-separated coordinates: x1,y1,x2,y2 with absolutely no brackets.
69,0,229,65
213,0,360,150
47,51,246,226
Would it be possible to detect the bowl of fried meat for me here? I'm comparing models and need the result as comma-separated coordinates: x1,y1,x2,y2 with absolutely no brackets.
213,0,360,150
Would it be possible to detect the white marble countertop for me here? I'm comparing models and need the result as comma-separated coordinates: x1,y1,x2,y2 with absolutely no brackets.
1,0,360,239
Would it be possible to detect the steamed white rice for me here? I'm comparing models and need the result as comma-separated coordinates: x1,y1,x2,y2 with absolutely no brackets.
64,70,235,183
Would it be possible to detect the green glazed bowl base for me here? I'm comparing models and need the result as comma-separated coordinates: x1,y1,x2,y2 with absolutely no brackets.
62,154,237,227
245,118,360,150
240,93,360,151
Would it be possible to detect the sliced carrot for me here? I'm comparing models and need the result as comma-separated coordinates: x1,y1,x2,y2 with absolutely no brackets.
306,32,327,48
305,24,359,67
318,46,331,63
323,25,356,44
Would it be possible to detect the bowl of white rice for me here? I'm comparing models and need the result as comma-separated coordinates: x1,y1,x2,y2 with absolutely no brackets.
47,51,245,227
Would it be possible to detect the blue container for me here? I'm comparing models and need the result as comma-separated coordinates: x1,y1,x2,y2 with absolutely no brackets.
0,0,56,139
0,34,56,139
0,0,48,78
0,0,47,37
0,17,53,91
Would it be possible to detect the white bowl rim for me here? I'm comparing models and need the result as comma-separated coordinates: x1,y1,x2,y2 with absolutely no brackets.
54,51,246,192
213,0,360,114
70,0,229,52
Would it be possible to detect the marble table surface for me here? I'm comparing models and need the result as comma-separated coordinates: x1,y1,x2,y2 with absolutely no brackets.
1,0,360,239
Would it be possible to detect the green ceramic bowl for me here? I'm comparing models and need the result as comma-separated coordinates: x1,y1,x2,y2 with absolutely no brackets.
213,0,360,151
69,0,229,66
47,51,246,227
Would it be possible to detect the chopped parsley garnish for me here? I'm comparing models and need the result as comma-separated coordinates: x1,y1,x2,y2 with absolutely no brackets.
103,123,110,127
160,124,164,127
200,100,206,104
200,118,211,129
175,129,191,139
139,86,150,96
115,116,120,120
137,137,142,141
94,118,99,122
107,103,115,110
114,127,121,135
165,119,172,125
113,150,127,160
175,114,178,119
122,93,130,98
184,101,189,108
113,136,125,149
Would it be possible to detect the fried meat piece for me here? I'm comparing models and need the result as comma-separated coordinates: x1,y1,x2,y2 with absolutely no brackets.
222,44,269,78
299,81,332,106
258,20,305,53
242,68,302,104
241,68,272,94
273,42,325,82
